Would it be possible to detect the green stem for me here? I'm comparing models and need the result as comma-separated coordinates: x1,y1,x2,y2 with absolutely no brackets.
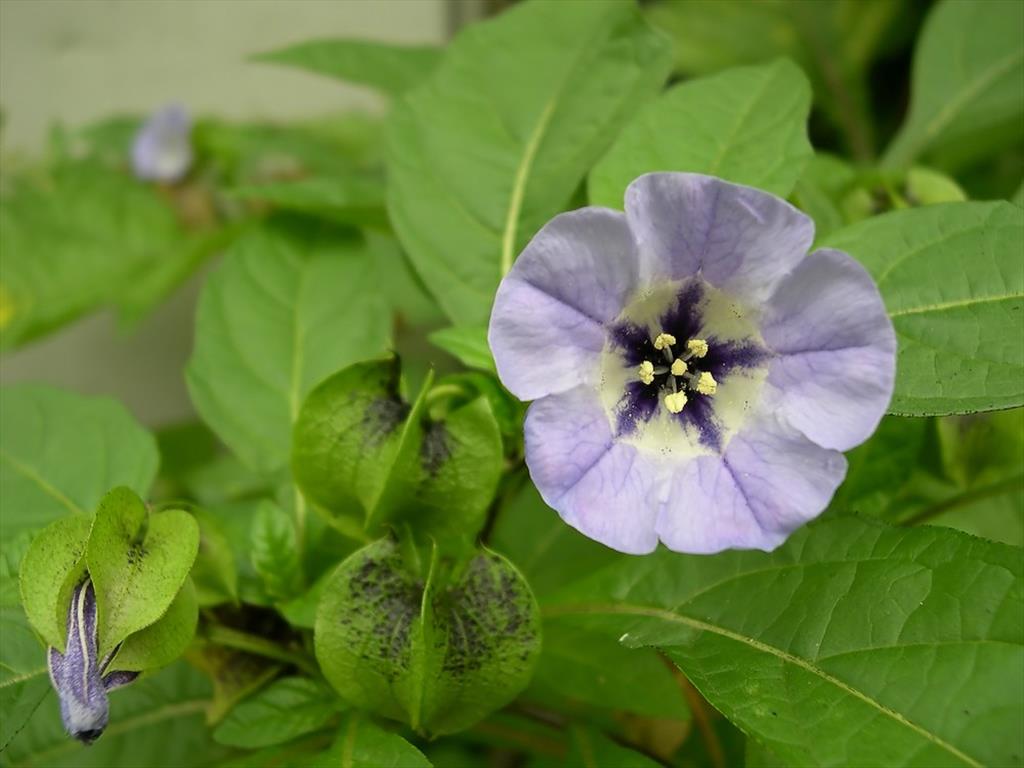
204,625,319,677
901,476,1024,527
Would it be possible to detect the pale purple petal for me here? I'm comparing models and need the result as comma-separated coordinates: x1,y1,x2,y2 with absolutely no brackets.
656,416,846,553
760,248,896,451
624,173,814,302
524,386,661,554
132,104,193,182
489,208,638,400
48,581,109,743
102,670,141,691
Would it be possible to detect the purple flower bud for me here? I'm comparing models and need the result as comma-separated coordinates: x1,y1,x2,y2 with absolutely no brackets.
131,104,193,183
47,580,139,744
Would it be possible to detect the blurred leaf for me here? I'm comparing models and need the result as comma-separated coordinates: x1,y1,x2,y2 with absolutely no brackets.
200,500,274,607
527,622,689,722
186,642,280,725
1013,180,1024,207
2,662,221,767
590,59,812,206
213,677,339,748
186,219,391,473
883,0,1024,170
86,487,199,657
0,161,183,349
191,510,239,607
546,517,1023,768
1,534,51,753
315,538,541,736
387,0,672,325
824,202,1024,415
647,0,904,160
228,175,388,230
0,385,158,540
305,714,431,768
830,416,930,517
428,326,494,373
491,483,618,600
253,39,441,96
108,580,198,672
18,515,91,650
195,115,383,183
561,727,660,768
250,501,304,602
791,153,857,241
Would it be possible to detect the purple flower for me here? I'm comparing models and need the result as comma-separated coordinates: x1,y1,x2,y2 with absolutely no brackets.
47,580,138,743
489,173,895,555
131,104,193,183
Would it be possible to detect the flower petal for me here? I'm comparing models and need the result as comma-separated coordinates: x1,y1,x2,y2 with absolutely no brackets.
656,416,846,553
524,386,661,554
760,248,896,451
489,208,638,400
625,173,813,302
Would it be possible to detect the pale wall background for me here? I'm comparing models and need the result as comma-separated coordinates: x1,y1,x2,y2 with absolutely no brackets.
0,0,481,425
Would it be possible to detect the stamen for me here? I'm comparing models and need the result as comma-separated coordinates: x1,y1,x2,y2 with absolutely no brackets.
670,359,687,377
686,339,708,358
664,391,687,414
637,361,655,385
653,333,677,351
695,371,717,395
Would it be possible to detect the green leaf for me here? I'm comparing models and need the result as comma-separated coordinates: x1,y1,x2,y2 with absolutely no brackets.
1,534,51,754
589,59,812,207
0,385,159,540
190,510,239,607
250,501,304,601
315,538,541,736
527,622,688,722
823,201,1024,415
545,517,1023,768
2,662,220,767
646,0,903,160
386,0,672,325
883,0,1024,169
213,676,339,748
791,153,857,242
18,515,91,650
491,483,618,600
562,727,661,768
1012,180,1024,207
253,39,441,96
829,416,931,517
108,579,198,672
0,160,183,349
186,219,391,473
228,175,388,231
86,487,200,657
306,713,432,768
428,326,495,373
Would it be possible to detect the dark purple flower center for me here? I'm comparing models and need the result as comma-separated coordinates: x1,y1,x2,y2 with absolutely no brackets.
609,281,767,451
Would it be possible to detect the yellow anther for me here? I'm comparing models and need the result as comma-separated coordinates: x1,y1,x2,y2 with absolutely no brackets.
695,371,718,395
664,391,688,414
653,333,677,351
637,360,655,385
686,338,709,358
670,359,687,377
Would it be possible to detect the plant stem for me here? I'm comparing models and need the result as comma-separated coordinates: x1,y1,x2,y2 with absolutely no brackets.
203,624,319,677
901,475,1024,527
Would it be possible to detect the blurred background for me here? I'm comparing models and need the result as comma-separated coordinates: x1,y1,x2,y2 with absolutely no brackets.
0,0,493,424
0,0,990,430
